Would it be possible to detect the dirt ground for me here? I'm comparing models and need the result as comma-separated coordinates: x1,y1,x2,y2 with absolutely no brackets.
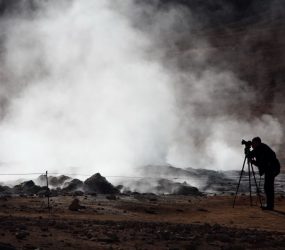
0,194,285,249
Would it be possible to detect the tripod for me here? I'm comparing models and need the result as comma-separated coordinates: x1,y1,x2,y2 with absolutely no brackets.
233,146,263,208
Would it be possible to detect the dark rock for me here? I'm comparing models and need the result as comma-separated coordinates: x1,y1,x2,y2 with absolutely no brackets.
68,198,86,211
124,176,201,195
84,173,119,194
173,184,201,196
106,194,117,200
197,208,209,212
62,179,84,192
21,180,34,188
138,165,248,195
13,180,44,195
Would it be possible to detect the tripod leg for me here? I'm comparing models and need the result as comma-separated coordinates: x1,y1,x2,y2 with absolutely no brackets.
250,163,263,207
233,156,247,208
248,160,252,206
259,175,262,190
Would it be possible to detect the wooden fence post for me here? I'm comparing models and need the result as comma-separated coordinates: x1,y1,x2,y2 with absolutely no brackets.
46,171,50,211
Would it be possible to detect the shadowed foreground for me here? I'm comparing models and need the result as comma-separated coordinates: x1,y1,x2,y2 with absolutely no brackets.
0,194,285,249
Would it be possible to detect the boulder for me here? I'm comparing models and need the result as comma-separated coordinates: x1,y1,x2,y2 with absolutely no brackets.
106,194,117,200
13,180,43,195
68,198,86,211
173,184,201,196
84,173,119,194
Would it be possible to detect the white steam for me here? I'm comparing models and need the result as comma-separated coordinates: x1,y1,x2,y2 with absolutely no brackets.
0,0,177,179
0,0,283,182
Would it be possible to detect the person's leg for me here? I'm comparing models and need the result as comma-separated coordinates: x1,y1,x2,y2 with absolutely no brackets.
264,174,275,209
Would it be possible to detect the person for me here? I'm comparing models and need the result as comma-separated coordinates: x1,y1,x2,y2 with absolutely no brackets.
250,137,280,210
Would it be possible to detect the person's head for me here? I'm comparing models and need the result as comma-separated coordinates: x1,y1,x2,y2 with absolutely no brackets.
251,137,262,149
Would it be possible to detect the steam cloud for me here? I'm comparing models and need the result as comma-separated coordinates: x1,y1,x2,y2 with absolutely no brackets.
0,0,283,181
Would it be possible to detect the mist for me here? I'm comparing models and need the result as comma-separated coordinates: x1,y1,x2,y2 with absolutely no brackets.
0,0,283,182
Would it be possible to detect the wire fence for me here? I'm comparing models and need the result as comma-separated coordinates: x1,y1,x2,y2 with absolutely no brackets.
0,172,218,180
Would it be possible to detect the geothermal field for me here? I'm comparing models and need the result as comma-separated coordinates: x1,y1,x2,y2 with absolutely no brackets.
0,0,285,249
0,170,285,249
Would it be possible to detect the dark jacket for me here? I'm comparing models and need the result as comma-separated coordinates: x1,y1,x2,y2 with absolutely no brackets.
250,143,280,176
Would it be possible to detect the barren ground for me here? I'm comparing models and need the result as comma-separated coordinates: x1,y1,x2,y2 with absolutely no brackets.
0,194,285,249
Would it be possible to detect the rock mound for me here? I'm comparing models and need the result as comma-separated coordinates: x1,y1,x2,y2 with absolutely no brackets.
173,183,201,196
126,178,202,196
84,173,119,194
13,180,44,195
62,179,84,192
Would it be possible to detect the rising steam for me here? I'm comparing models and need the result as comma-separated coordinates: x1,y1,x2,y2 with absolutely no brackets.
0,0,283,181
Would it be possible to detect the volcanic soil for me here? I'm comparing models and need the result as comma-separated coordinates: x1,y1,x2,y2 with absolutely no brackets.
0,194,285,249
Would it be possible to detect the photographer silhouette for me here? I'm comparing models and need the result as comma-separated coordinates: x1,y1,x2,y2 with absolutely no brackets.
250,137,281,210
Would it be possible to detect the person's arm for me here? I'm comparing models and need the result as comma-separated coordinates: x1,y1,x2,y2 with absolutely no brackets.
248,150,256,165
249,148,265,175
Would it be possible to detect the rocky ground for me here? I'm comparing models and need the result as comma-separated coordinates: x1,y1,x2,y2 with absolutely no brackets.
0,194,285,249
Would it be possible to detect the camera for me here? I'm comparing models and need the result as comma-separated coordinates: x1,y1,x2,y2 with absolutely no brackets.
241,139,252,148
241,139,252,156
